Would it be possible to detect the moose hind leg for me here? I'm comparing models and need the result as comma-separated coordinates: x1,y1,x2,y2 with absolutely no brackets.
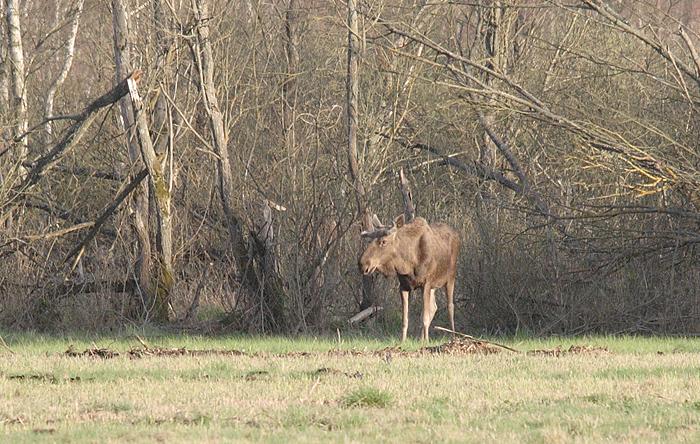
446,279,455,334
429,288,437,323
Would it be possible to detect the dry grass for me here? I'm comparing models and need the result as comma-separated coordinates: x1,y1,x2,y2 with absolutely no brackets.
1,334,700,443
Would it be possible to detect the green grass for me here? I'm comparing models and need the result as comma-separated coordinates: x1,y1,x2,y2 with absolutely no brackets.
342,387,392,408
1,332,700,443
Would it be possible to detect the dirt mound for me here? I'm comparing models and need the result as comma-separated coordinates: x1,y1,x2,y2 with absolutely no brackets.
64,346,246,359
527,345,610,357
127,347,246,358
61,341,611,360
65,346,120,359
423,337,502,355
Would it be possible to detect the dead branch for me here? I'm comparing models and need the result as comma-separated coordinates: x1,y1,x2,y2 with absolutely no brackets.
23,222,94,241
348,305,384,324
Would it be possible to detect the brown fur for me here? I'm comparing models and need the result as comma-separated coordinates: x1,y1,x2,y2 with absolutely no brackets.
359,215,460,341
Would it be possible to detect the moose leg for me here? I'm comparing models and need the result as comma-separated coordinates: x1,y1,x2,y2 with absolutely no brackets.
428,288,437,324
421,285,433,342
400,290,409,342
446,279,455,335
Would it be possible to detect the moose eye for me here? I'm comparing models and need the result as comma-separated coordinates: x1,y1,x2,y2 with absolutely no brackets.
378,239,387,247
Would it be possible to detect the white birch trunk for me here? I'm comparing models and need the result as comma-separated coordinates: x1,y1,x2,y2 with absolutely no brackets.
6,0,27,175
0,0,9,118
43,0,84,144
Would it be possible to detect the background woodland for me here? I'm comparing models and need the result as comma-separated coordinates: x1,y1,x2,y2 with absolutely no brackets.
1,0,699,335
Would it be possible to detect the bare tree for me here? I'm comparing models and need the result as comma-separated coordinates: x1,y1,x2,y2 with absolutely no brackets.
346,0,377,311
126,74,174,322
112,0,153,318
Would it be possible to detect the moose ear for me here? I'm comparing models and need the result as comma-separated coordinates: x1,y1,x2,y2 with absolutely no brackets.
394,214,405,229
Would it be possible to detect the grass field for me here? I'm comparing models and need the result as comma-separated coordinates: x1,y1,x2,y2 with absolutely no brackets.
1,332,700,443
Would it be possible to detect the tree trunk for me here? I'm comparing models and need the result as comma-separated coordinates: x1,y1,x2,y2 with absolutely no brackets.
346,0,375,311
112,0,153,318
0,0,9,120
6,0,27,177
478,0,504,172
251,200,287,332
283,0,299,153
126,76,173,323
151,0,171,159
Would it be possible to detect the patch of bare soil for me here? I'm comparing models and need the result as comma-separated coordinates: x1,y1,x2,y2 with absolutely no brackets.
7,373,85,383
527,345,610,357
244,370,270,381
422,337,502,355
313,367,363,379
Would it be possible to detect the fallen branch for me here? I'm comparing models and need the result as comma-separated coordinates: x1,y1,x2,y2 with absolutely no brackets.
37,278,139,301
434,326,522,354
0,336,14,354
133,335,150,350
63,168,148,267
348,305,384,324
1,70,141,222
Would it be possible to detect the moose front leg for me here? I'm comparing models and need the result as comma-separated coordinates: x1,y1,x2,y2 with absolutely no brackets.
421,285,433,342
400,290,409,342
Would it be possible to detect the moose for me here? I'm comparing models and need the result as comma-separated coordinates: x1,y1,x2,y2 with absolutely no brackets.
359,214,460,342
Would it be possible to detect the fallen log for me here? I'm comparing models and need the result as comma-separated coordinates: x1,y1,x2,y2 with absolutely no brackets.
348,305,383,325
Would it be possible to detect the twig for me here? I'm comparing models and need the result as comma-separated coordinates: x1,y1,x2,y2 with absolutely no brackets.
434,326,522,353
